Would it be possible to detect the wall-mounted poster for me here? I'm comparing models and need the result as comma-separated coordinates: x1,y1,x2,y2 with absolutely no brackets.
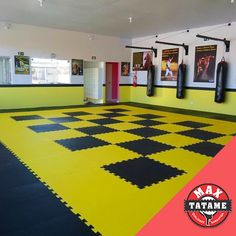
133,52,143,71
133,51,153,71
121,62,130,76
143,51,153,70
72,59,83,76
15,55,30,75
194,45,217,83
161,48,179,81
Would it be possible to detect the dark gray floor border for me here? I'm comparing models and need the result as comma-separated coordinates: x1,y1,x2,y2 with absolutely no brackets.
122,102,236,122
1,101,236,122
0,103,104,113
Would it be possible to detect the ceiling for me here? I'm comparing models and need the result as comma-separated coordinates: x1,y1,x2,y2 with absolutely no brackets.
0,0,235,38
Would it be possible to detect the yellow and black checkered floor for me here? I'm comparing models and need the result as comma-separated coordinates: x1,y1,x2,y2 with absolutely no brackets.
1,104,236,236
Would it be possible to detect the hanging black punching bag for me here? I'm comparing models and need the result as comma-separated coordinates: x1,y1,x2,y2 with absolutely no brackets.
147,65,155,96
176,62,187,99
215,59,228,103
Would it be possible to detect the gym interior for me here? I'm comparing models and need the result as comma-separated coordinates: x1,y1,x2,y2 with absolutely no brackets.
0,1,236,236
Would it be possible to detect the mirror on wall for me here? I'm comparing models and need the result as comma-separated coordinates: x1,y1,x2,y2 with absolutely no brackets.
0,57,11,84
31,58,70,84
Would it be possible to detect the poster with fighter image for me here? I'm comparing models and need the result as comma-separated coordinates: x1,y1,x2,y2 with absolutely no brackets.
121,62,130,76
194,45,217,83
133,51,153,71
71,59,83,76
15,56,30,75
143,51,153,70
161,48,179,81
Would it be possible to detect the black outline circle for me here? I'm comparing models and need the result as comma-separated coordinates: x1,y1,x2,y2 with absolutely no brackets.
185,183,231,228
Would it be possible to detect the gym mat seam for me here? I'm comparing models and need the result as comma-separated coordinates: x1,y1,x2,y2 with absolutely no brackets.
1,141,102,236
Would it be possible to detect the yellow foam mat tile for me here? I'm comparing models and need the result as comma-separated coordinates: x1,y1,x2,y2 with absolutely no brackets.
154,123,193,133
209,135,234,145
154,116,190,123
113,115,144,122
61,120,97,129
148,148,211,175
14,119,54,126
105,122,144,131
150,133,202,147
36,129,86,141
200,123,236,135
93,131,142,144
40,113,72,118
78,114,106,120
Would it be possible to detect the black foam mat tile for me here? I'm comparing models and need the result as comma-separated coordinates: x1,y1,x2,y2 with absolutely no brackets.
11,115,44,121
49,117,81,123
28,124,69,133
131,119,166,127
178,129,223,141
135,114,164,119
99,113,126,118
183,142,224,157
103,157,185,189
118,139,174,155
63,111,91,116
90,118,121,125
56,136,109,151
126,127,169,138
175,121,212,128
76,126,116,135
105,108,130,113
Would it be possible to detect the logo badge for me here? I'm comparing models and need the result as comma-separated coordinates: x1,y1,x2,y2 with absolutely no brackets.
184,183,232,227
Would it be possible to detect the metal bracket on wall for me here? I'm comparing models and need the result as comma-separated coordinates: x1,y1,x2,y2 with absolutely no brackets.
196,34,231,52
125,46,158,58
155,40,189,56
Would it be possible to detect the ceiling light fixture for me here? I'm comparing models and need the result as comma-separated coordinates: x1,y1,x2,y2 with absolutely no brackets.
38,0,45,7
1,22,11,30
231,0,234,3
88,34,95,40
128,17,133,23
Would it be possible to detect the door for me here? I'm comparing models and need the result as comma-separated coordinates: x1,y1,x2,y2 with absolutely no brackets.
83,61,104,104
106,62,119,103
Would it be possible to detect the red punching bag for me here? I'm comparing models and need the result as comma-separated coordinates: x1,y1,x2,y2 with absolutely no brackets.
215,58,228,103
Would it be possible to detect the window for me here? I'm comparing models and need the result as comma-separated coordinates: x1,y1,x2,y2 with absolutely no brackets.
0,57,11,84
31,58,70,84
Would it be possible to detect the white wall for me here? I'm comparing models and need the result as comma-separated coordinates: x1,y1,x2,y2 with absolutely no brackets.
131,22,236,89
0,23,131,84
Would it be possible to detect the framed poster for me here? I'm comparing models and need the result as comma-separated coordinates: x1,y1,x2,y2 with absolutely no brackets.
133,51,153,71
15,55,30,75
194,45,217,83
161,48,179,81
72,59,83,76
143,51,153,70
121,62,130,76
133,52,143,71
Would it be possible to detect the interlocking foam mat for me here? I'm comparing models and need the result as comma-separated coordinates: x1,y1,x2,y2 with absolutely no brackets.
1,105,235,236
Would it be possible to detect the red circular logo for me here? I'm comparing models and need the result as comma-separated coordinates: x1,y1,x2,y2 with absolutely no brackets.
184,183,232,227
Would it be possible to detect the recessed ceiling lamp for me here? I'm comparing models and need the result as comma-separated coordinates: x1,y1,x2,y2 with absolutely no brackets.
231,0,234,3
88,34,95,40
38,0,45,7
128,17,133,23
1,22,11,30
